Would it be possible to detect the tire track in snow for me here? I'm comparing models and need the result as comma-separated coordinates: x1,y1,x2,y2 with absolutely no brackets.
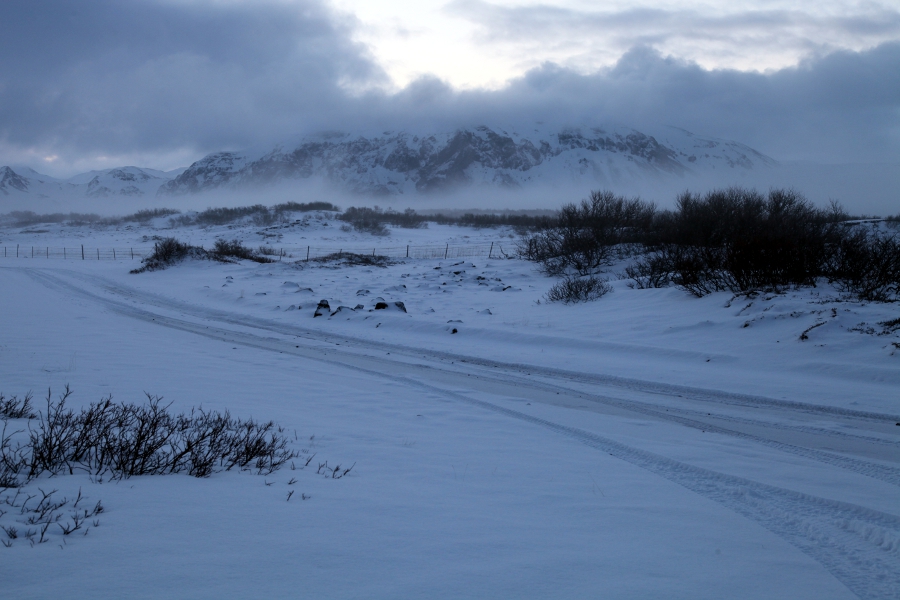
22,267,900,490
19,267,900,598
18,268,900,600
38,267,900,422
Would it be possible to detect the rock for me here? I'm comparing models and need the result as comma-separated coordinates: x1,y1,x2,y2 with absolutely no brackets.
281,281,300,289
356,289,370,296
354,304,364,310
374,302,389,310
394,301,407,313
314,299,330,317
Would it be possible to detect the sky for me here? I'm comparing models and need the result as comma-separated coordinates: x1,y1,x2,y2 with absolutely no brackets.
0,0,898,177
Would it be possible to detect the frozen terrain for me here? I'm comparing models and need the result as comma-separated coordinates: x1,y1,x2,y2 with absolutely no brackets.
1,212,898,599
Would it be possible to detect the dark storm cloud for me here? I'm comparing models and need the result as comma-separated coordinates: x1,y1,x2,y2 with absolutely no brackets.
0,0,898,170
0,0,383,156
380,43,900,163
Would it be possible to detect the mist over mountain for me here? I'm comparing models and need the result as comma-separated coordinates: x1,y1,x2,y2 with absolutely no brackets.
1,123,774,199
2,122,897,216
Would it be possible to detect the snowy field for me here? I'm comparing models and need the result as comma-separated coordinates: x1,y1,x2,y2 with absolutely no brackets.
1,212,899,599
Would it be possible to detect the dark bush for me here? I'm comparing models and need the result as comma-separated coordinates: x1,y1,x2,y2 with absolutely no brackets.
212,239,275,263
0,392,35,419
131,237,206,273
826,229,900,301
520,190,656,276
311,252,393,268
627,187,841,296
0,387,297,488
338,207,391,235
546,276,613,303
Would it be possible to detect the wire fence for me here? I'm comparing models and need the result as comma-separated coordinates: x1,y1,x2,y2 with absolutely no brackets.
0,241,517,262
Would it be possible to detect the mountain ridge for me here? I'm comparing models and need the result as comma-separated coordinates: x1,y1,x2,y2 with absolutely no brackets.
1,124,777,200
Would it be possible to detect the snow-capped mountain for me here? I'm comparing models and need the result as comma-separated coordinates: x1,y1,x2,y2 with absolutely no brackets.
72,166,172,198
0,166,180,199
159,125,777,197
0,124,777,202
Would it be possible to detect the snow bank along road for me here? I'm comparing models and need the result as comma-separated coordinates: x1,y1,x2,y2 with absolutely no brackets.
4,263,900,599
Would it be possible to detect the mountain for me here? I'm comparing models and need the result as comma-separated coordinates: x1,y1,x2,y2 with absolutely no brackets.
0,124,777,202
0,166,177,200
159,125,777,197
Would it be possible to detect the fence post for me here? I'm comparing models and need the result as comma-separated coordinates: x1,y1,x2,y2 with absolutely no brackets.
46,247,49,258
131,248,134,259
17,245,19,257
489,242,493,258
32,246,34,258
64,248,66,259
97,248,100,260
406,245,409,258
306,246,309,262
81,245,84,260
113,248,116,260
444,243,448,259
373,248,375,257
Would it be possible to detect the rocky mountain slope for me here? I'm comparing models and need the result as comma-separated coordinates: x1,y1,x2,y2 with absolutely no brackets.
160,125,776,197
1,125,776,201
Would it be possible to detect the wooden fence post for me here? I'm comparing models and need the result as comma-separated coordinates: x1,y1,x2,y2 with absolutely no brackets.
81,245,84,260
406,245,409,258
306,246,309,262
489,242,493,258
444,243,448,259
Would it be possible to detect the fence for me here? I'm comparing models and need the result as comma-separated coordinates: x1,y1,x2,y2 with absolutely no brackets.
0,241,517,262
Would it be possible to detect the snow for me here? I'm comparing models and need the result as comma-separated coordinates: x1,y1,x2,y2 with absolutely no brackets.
1,214,898,599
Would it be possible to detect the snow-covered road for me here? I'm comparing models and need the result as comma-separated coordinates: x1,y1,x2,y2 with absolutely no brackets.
2,258,898,599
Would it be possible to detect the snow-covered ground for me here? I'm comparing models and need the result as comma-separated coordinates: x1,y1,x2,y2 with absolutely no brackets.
1,213,898,599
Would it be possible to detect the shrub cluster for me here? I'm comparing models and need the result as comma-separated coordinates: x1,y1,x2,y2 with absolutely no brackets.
0,387,296,488
171,202,337,227
545,276,613,303
521,187,899,301
1,208,181,228
826,229,900,302
131,237,274,273
520,190,655,276
427,211,553,230
338,206,554,235
630,188,843,296
211,239,275,263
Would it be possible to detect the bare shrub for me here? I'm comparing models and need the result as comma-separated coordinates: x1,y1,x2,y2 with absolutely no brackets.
827,229,900,302
0,386,297,486
0,393,35,420
546,276,613,303
311,252,393,268
211,239,275,263
338,207,391,235
625,188,841,296
131,238,207,273
520,190,656,276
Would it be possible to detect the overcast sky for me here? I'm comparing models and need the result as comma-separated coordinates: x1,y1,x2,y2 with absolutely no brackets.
0,0,898,176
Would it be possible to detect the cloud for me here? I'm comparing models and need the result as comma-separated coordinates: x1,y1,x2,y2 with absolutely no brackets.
0,0,897,176
446,0,900,73
0,0,384,170
373,42,900,163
